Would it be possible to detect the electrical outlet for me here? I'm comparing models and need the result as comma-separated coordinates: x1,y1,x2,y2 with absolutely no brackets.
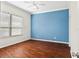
53,37,56,39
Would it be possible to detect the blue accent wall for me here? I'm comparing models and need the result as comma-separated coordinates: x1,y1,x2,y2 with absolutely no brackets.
31,9,69,42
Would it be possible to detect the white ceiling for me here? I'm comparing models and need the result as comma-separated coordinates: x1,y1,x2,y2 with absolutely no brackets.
7,1,69,14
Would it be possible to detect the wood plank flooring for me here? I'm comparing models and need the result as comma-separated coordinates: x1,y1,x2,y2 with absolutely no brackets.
0,39,71,58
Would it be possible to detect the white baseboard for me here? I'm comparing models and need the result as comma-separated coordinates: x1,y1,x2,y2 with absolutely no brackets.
0,36,30,48
31,38,69,44
0,37,69,48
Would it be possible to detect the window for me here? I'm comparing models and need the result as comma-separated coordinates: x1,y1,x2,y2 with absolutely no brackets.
11,15,23,36
0,12,23,38
0,12,10,38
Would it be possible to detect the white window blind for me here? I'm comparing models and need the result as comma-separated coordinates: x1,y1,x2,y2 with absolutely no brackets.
0,12,10,27
0,12,23,38
0,12,10,37
11,15,23,36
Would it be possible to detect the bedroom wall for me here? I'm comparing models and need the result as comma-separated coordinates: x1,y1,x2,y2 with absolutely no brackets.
0,2,31,48
69,2,79,55
31,9,69,43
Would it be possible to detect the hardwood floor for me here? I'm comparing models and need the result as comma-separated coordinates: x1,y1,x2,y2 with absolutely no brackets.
0,39,71,58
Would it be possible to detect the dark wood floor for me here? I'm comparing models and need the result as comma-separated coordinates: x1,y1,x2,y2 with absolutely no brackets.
0,39,71,58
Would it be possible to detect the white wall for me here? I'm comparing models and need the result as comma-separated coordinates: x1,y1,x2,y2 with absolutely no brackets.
69,1,79,56
0,1,1,11
0,2,31,48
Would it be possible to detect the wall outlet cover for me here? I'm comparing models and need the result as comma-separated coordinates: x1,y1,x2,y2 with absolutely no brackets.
53,37,56,39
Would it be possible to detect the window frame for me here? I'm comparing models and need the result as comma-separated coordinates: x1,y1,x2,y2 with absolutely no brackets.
0,11,23,38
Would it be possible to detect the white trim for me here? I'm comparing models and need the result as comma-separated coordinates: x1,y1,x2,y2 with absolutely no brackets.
0,37,30,48
31,38,69,44
32,8,69,14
